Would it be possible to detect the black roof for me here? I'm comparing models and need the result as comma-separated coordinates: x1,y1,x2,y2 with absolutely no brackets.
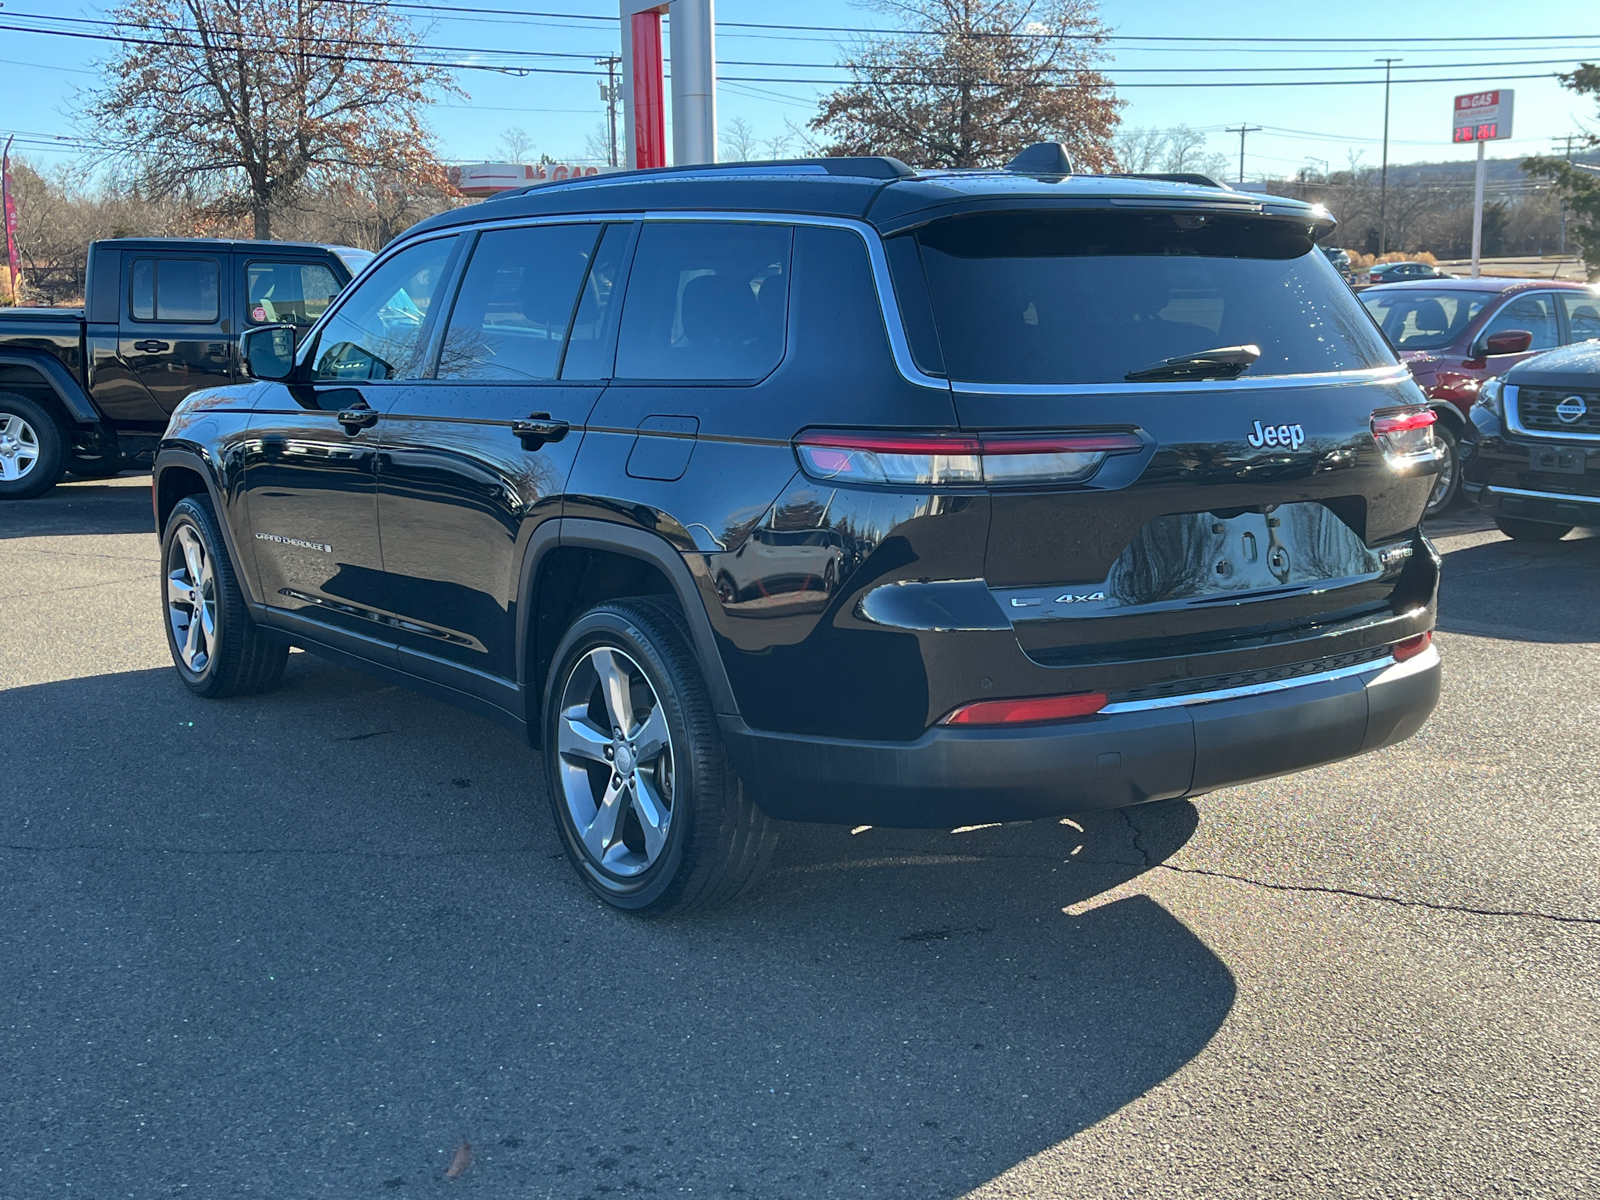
90,237,364,255
405,157,1329,241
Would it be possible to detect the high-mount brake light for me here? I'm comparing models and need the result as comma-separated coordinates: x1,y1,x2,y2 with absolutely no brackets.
794,430,1143,487
1370,406,1439,466
940,691,1109,726
1392,631,1433,662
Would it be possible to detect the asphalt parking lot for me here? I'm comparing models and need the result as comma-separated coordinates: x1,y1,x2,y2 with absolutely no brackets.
3,475,1597,1198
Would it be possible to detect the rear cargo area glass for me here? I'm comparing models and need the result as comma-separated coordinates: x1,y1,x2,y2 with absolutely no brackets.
901,211,1394,385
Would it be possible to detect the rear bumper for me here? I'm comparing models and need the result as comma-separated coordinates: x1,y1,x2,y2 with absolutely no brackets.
723,646,1441,827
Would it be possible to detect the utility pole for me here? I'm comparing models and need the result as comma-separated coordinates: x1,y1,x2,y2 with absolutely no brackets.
597,55,622,167
1225,123,1261,184
1556,132,1575,256
1376,58,1401,255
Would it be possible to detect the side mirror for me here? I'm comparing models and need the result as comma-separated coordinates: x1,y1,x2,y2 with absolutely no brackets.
1481,329,1534,357
240,324,298,381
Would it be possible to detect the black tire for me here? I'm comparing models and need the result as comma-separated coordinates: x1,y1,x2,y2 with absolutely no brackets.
0,391,67,500
65,451,132,479
1424,420,1461,518
543,596,777,915
160,494,289,698
1494,516,1573,543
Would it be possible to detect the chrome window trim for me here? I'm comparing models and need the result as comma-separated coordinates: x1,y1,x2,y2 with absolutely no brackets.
951,364,1413,396
1504,383,1600,443
1485,484,1600,505
1098,647,1433,713
365,209,1414,397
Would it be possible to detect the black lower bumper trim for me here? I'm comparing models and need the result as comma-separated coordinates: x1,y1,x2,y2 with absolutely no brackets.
723,650,1440,827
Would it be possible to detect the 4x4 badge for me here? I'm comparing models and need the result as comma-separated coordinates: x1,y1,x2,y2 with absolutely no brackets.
1247,420,1306,450
1055,591,1106,604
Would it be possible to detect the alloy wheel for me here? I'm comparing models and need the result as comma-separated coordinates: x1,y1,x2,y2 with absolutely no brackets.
556,646,675,878
166,524,218,674
0,412,40,481
1426,444,1456,515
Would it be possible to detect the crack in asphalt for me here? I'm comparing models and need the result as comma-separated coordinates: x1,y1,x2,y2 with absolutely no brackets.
1150,862,1600,927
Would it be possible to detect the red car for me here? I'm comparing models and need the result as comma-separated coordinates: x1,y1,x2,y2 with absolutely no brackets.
1359,278,1600,515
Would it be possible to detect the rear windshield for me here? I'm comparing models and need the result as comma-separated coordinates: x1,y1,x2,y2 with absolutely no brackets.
898,211,1394,385
1359,287,1497,352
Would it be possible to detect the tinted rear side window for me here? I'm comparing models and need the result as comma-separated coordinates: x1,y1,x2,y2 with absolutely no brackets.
437,224,599,381
905,211,1393,385
615,222,792,381
131,257,220,322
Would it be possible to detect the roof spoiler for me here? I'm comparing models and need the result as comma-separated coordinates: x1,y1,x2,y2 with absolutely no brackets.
1004,142,1075,175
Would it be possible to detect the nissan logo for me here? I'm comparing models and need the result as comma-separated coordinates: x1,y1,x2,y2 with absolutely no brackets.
1556,395,1588,424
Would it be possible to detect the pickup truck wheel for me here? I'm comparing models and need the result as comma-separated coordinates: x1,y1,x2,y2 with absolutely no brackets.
544,597,777,915
1423,422,1461,518
161,495,289,698
0,392,66,500
1494,516,1573,543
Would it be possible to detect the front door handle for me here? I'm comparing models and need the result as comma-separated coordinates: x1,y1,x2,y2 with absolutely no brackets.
337,405,380,433
133,340,170,352
512,413,570,450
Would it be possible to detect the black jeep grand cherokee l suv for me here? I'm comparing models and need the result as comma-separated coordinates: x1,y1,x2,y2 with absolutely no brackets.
152,153,1443,913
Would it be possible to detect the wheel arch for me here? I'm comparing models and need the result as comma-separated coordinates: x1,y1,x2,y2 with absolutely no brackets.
153,447,260,605
0,352,100,425
1429,401,1468,436
519,518,740,747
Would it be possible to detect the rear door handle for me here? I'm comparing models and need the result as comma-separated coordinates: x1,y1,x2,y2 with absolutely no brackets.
337,405,380,433
133,340,170,352
512,413,570,450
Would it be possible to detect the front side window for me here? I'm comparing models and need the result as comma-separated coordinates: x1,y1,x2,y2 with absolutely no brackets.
130,257,220,322
247,261,344,328
1479,292,1560,352
311,237,455,382
437,224,598,381
614,222,792,381
1560,291,1600,343
904,211,1393,385
1361,288,1496,352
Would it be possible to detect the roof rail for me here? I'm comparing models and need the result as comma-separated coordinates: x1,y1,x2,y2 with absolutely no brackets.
486,155,917,201
1118,172,1231,190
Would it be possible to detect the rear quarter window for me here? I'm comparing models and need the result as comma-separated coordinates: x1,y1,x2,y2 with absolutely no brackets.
614,222,792,381
898,211,1394,386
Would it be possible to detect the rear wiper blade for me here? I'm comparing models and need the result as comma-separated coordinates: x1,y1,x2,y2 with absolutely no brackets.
1124,344,1261,383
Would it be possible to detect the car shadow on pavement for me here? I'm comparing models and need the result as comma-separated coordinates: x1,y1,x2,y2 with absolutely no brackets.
1,475,155,539
0,655,1233,1198
1436,527,1600,643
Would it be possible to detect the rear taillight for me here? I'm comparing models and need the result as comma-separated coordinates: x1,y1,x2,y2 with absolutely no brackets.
794,430,1143,487
1371,406,1438,465
1392,630,1432,662
940,691,1108,726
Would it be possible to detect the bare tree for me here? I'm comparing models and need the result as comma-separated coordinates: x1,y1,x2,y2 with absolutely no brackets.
83,0,457,239
497,127,535,162
809,0,1122,170
1524,64,1600,270
720,116,762,162
1112,125,1230,179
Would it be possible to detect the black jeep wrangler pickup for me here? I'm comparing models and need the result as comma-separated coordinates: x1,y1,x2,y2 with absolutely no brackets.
0,237,370,498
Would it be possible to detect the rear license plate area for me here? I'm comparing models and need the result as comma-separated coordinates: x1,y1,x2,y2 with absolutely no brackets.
1530,447,1587,475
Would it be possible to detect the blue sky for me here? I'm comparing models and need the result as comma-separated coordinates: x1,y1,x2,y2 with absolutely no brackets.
2,0,1595,177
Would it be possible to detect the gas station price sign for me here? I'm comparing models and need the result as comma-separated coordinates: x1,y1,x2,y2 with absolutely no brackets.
1453,90,1514,143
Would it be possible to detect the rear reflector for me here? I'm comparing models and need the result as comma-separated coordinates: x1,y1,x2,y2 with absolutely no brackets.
1392,630,1432,662
1371,406,1438,465
795,430,1143,487
941,691,1109,726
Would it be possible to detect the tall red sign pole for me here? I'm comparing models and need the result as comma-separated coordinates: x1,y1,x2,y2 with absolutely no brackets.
1,136,19,304
619,0,716,170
